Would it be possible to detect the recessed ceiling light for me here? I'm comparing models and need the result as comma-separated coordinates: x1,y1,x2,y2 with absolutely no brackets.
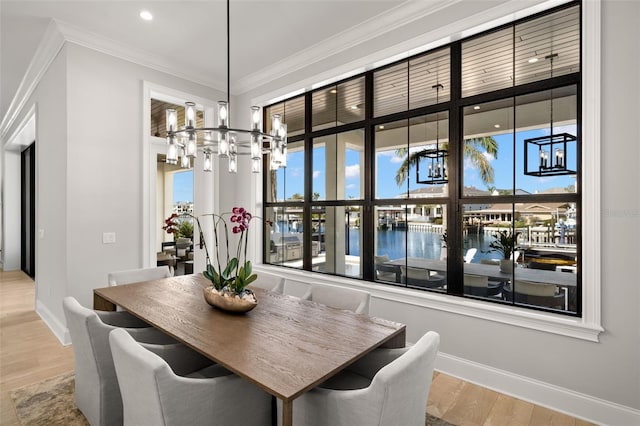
350,105,359,110
494,124,501,128
139,10,153,21
329,89,337,94
379,125,385,130
528,57,539,63
473,105,480,110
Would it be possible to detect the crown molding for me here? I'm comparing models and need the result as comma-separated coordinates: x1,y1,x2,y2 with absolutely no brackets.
233,0,462,94
0,20,64,140
53,19,222,91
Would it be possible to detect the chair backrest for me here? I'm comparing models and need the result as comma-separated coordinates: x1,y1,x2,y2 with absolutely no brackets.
513,280,557,297
302,284,371,315
464,274,488,287
109,328,175,426
400,266,429,280
511,250,520,262
63,297,124,426
282,278,310,298
464,248,477,263
250,271,285,294
374,331,440,426
108,266,172,286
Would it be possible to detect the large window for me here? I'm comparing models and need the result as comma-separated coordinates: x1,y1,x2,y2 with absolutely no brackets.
263,2,581,316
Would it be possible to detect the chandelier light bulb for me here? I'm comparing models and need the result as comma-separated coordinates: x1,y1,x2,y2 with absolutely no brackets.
218,132,229,157
166,109,177,133
204,151,213,172
228,153,237,173
167,143,178,165
251,106,261,131
185,102,196,128
186,133,197,158
218,101,228,127
252,158,261,173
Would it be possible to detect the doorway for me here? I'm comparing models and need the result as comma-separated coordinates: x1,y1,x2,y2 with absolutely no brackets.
21,143,35,278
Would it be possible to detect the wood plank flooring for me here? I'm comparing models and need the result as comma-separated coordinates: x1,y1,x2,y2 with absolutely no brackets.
0,270,592,426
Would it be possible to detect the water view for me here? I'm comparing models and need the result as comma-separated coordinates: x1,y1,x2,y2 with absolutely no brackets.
348,228,497,262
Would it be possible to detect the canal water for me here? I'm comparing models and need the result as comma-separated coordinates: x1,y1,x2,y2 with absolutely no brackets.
349,228,497,262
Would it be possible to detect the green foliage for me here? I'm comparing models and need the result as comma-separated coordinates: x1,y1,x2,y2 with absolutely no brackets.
176,220,194,239
488,230,520,259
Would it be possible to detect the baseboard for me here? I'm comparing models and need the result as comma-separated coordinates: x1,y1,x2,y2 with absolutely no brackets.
436,352,640,426
35,300,71,346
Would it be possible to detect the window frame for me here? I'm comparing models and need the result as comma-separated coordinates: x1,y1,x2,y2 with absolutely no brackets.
259,0,603,341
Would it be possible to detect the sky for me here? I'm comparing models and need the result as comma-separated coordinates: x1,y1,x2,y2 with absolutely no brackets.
173,170,194,203
172,126,577,203
275,126,577,201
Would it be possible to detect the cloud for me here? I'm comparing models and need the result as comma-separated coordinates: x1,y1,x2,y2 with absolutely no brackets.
482,151,495,162
345,164,360,178
313,170,321,179
390,155,405,164
346,183,356,189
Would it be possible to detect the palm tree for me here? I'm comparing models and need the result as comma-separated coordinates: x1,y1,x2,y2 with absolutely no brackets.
393,136,498,187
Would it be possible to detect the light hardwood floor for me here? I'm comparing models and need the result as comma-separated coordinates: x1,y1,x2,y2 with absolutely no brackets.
0,270,592,426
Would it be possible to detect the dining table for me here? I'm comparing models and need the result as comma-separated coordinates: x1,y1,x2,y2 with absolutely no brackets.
93,274,406,426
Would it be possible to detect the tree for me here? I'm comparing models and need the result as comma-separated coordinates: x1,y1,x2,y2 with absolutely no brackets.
290,193,304,200
393,137,498,187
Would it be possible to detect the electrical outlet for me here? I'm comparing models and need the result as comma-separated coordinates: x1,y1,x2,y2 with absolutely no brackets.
102,232,116,244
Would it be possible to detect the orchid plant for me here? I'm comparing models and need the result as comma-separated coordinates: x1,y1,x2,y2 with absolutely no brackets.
164,207,272,295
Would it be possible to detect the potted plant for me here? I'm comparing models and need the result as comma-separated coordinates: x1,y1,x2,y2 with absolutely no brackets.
164,207,272,313
488,229,520,273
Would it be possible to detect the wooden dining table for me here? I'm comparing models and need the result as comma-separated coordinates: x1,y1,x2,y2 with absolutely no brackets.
93,274,406,426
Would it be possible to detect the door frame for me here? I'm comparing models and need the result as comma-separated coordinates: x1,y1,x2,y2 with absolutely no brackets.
142,82,218,272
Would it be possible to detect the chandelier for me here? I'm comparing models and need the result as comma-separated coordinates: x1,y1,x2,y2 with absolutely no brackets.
165,0,287,174
524,53,576,177
416,84,448,185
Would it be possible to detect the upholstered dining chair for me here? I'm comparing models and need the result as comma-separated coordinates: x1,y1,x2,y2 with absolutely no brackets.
291,331,440,426
247,270,285,294
301,284,371,315
109,328,272,426
503,280,566,309
374,255,398,282
464,248,478,263
463,274,502,297
107,265,172,286
400,266,446,289
63,297,176,426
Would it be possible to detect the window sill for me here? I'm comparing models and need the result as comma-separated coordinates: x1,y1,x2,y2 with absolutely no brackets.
254,265,604,342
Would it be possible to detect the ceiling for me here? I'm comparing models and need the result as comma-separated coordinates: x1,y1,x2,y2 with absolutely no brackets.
0,0,410,123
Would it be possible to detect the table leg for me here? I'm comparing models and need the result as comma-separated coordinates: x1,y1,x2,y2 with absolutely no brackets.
381,328,406,348
282,399,293,426
93,293,116,311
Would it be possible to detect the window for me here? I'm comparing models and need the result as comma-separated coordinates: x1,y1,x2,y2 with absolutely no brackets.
263,2,581,316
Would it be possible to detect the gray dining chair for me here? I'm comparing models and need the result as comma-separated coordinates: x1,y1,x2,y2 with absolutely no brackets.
291,331,440,426
109,328,272,426
107,265,172,286
463,274,503,298
248,271,285,294
63,297,176,426
400,265,446,289
374,255,398,282
503,280,566,309
301,284,371,315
